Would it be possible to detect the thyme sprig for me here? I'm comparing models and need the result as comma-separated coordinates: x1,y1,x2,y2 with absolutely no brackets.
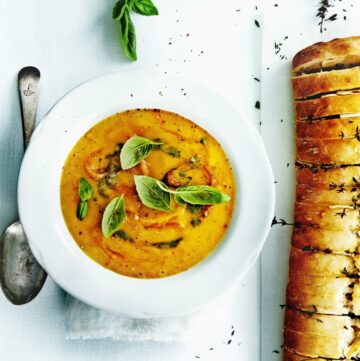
316,0,337,33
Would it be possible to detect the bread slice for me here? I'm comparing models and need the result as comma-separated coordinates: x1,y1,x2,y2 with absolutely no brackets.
296,117,360,140
296,164,360,188
292,212,359,253
284,308,360,360
292,67,360,99
296,183,356,205
295,93,360,120
289,247,356,277
286,272,352,315
293,36,360,75
296,138,360,164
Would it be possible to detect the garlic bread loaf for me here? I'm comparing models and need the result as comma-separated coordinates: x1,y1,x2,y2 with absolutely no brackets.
284,36,360,360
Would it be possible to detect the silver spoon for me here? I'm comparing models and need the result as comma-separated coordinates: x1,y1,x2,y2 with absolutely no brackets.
0,67,47,304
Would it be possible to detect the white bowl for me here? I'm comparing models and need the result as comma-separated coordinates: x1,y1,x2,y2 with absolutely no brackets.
18,70,274,317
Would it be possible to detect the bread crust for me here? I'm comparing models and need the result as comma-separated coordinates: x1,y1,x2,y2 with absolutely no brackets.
292,67,360,99
295,93,360,120
296,117,360,140
292,36,360,75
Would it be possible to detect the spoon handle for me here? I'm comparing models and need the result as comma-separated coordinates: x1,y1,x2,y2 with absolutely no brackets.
18,67,41,149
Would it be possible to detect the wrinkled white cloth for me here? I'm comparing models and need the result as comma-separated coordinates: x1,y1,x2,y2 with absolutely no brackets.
65,291,235,342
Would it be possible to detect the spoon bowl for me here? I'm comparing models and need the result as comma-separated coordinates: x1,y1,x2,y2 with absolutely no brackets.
0,221,47,304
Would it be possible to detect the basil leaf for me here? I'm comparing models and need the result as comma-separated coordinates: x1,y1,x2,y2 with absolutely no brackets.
130,0,159,16
119,7,137,61
152,237,183,249
112,0,127,19
77,201,88,220
134,175,171,211
79,177,93,201
175,185,230,205
120,135,162,169
102,195,126,237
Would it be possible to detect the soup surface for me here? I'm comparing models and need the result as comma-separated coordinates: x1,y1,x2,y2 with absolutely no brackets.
60,109,235,278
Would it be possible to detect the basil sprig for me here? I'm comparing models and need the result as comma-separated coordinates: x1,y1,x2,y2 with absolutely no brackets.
134,175,230,211
102,195,126,237
120,135,162,169
134,175,171,211
77,177,94,220
112,0,159,61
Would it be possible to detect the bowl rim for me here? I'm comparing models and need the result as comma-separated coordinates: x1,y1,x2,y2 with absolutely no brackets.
18,70,275,317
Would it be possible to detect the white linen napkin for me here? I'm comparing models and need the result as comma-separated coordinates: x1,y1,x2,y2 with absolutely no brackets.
65,290,235,342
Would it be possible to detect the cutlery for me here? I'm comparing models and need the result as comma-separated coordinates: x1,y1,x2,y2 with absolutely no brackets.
0,66,47,304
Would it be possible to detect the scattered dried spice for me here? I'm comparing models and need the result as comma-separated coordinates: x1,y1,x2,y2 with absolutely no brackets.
329,182,346,193
295,161,360,173
341,267,360,279
271,216,294,227
302,245,319,253
355,127,360,141
255,100,261,109
334,208,347,218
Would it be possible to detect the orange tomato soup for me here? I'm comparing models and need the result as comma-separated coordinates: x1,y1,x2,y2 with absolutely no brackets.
60,109,235,278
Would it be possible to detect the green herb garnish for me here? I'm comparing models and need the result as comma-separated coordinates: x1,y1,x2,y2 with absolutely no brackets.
166,146,181,158
190,218,202,227
151,237,183,249
77,177,93,220
120,135,162,169
79,177,93,201
112,0,158,61
200,137,207,145
77,201,89,220
134,175,171,211
162,184,230,205
101,195,126,237
113,229,134,242
190,155,200,168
